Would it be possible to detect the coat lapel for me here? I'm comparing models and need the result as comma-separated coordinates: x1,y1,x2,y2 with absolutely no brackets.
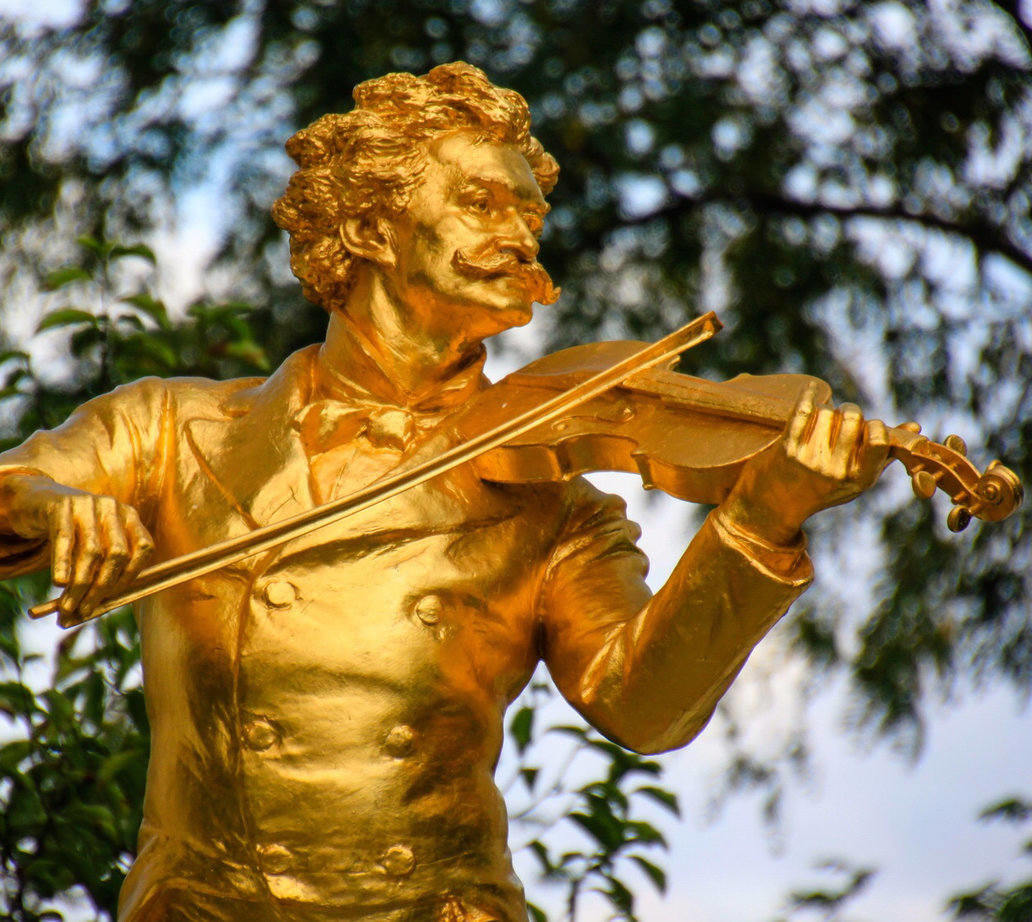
184,347,319,529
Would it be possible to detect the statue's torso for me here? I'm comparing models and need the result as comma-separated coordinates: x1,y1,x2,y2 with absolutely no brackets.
122,359,568,922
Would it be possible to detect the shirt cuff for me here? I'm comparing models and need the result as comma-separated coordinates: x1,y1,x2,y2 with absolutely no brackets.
711,507,811,583
0,465,51,579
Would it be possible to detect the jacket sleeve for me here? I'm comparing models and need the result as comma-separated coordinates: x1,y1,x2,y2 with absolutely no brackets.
0,377,171,579
538,479,813,754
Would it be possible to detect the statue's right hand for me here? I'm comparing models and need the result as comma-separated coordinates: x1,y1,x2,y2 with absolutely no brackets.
1,474,154,623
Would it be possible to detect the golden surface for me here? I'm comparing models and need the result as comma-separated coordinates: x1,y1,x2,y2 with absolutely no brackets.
0,63,963,921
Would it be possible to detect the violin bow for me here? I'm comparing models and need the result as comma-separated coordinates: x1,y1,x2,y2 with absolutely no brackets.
30,312,723,626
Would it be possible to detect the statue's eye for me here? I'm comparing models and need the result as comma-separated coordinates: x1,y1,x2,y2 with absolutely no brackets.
469,196,490,214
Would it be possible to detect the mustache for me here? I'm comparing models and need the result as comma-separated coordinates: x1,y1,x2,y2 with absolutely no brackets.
452,245,561,306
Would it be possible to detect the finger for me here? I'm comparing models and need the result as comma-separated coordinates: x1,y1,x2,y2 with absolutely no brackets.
836,403,864,472
787,382,820,450
50,497,75,588
119,514,155,591
804,407,837,466
79,497,130,613
867,418,890,450
59,502,102,619
836,403,863,446
856,419,891,480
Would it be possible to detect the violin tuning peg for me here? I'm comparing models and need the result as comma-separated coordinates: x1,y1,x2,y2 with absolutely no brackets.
911,470,937,500
944,434,967,456
947,505,972,533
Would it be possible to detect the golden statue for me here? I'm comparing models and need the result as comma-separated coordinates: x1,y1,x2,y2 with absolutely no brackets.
0,63,1020,922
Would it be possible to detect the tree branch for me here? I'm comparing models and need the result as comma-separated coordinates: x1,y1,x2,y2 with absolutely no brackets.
741,191,1032,276
615,192,1032,277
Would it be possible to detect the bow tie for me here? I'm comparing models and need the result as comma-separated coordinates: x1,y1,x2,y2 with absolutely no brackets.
294,399,440,454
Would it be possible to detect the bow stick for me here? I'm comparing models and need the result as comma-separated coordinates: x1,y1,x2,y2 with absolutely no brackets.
30,311,722,626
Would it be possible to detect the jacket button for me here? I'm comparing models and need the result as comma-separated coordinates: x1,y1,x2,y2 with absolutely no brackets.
261,580,297,608
258,843,292,875
383,724,415,757
242,717,279,751
412,594,443,625
380,844,415,878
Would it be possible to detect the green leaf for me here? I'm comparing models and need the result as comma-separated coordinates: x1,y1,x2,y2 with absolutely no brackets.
64,803,119,842
999,885,1032,921
548,723,587,740
569,808,625,852
130,334,178,369
4,778,46,831
224,339,270,371
599,874,634,912
520,767,539,791
631,854,667,893
22,858,75,897
43,267,92,290
0,738,34,771
109,243,156,263
116,313,146,332
42,689,74,729
70,325,105,357
626,820,667,847
526,903,548,922
0,680,37,717
636,784,680,817
124,292,171,329
75,234,111,257
526,840,555,875
36,308,97,332
979,797,1032,824
97,748,141,783
509,706,534,754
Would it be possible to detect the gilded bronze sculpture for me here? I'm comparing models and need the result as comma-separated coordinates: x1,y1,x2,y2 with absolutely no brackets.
0,63,1020,922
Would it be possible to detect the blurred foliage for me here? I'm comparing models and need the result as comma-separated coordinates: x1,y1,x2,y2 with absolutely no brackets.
0,577,145,922
775,858,875,922
0,239,276,920
0,0,1030,919
946,796,1032,922
505,684,680,919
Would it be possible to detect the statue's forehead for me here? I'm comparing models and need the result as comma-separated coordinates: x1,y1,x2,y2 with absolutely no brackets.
430,131,546,204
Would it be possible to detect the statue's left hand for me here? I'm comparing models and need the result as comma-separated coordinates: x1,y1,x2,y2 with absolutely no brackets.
720,382,890,545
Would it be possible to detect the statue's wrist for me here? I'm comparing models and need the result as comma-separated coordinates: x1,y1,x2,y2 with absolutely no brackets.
0,472,60,538
719,493,805,548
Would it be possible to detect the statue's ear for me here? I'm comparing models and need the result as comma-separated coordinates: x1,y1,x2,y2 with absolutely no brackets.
339,215,399,269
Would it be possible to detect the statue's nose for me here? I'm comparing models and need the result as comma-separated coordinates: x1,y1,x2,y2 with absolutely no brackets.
497,212,539,263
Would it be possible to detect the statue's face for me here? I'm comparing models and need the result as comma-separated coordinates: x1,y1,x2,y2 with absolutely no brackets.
385,130,556,342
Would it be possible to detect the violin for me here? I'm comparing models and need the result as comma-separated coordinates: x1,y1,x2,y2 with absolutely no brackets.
466,337,1023,533
30,311,1023,625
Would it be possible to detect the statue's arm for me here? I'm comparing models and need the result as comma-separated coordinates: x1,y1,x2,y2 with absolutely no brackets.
540,388,888,754
538,484,812,755
0,378,170,621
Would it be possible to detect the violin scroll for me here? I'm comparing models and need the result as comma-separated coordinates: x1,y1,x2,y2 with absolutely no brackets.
893,424,1023,531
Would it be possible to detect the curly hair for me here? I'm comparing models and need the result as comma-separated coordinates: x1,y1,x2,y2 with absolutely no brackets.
272,62,559,311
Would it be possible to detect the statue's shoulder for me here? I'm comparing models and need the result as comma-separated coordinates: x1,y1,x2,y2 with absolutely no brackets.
154,344,319,417
158,372,267,408
108,372,267,419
